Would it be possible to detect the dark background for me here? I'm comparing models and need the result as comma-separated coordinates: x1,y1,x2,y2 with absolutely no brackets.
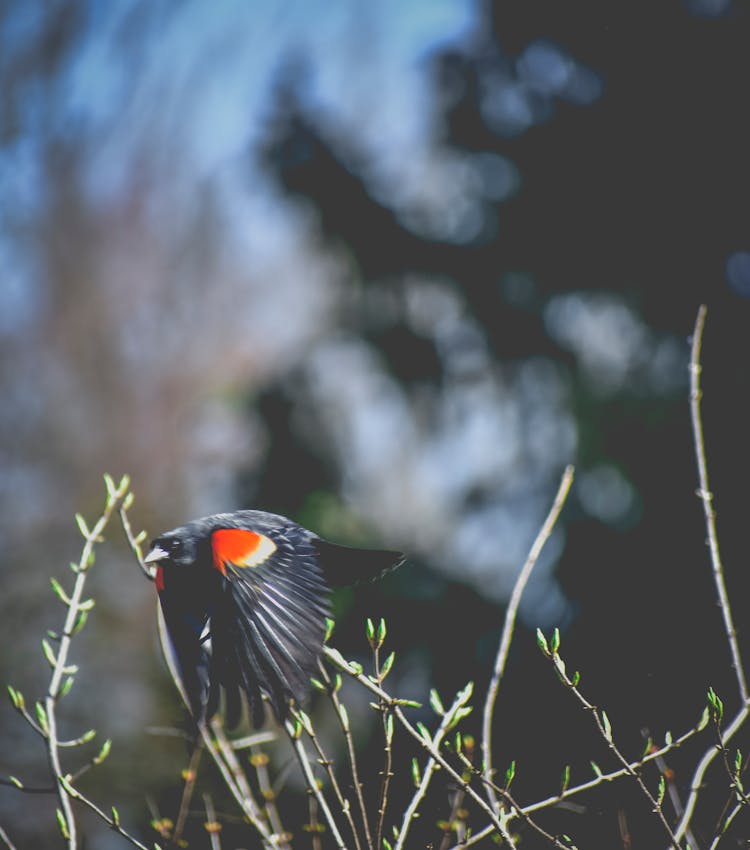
1,1,750,847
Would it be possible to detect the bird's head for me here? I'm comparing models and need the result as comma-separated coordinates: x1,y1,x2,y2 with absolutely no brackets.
144,527,201,569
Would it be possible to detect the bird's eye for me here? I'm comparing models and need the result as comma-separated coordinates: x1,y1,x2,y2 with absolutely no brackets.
168,539,182,555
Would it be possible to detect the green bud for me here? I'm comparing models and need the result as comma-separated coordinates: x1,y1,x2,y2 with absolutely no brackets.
42,639,58,668
50,577,71,605
58,677,75,699
411,757,422,787
505,759,516,789
74,513,90,539
94,739,112,765
380,651,395,680
429,688,445,716
536,628,549,655
56,808,70,839
560,764,570,794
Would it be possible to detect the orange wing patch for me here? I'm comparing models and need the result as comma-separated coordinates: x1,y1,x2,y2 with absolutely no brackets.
212,528,278,575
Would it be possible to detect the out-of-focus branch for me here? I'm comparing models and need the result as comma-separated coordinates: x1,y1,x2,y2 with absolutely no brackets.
481,465,575,812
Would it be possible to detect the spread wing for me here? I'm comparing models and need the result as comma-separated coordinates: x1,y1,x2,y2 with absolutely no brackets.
207,527,331,727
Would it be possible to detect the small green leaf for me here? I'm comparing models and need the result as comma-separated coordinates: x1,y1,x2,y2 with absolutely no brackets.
380,651,395,679
536,628,549,655
384,711,394,745
550,627,561,654
50,577,72,605
664,730,673,747
111,806,120,828
78,598,96,612
349,661,363,676
411,757,422,787
642,736,653,757
366,617,375,644
560,764,570,794
377,618,387,647
429,688,445,716
447,706,473,731
697,706,710,731
72,609,89,635
94,739,112,765
416,722,432,744
56,808,70,839
657,774,666,806
7,685,24,712
35,702,49,734
334,673,343,693
296,710,314,735
458,681,474,703
571,671,581,687
392,698,422,708
600,710,612,742
69,561,81,574
58,677,75,699
118,473,131,491
42,639,58,668
590,760,602,777
134,529,147,545
505,760,516,789
734,749,742,776
103,473,116,498
75,513,90,539
81,729,97,743
122,491,135,511
310,677,326,692
707,687,724,724
324,618,336,643
382,839,393,850
338,704,350,732
8,775,23,789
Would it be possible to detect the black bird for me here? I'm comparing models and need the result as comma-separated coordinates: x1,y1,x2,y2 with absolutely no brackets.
144,510,403,728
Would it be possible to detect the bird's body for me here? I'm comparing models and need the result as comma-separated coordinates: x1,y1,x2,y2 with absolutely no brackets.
144,510,403,728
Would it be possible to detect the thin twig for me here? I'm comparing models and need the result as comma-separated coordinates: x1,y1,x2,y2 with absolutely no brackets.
671,304,750,848
688,304,748,705
708,798,745,850
172,741,203,846
545,648,682,849
320,661,373,849
293,687,363,850
481,466,575,811
203,793,222,850
286,726,348,850
250,745,289,842
45,475,132,848
673,705,748,848
394,687,473,850
0,826,17,850
323,646,513,842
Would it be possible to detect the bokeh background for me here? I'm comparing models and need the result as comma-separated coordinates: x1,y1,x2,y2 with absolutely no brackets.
2,1,750,847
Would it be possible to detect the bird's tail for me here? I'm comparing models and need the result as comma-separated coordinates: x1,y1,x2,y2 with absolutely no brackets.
313,540,405,587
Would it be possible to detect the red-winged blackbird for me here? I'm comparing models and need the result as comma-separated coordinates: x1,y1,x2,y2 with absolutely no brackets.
144,510,404,728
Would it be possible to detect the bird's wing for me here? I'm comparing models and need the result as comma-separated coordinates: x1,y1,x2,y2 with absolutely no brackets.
155,565,212,723
207,527,331,727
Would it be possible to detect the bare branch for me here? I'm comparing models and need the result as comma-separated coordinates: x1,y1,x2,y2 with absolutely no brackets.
481,465,575,811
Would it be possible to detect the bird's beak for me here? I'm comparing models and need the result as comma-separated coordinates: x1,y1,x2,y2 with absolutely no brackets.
144,546,169,565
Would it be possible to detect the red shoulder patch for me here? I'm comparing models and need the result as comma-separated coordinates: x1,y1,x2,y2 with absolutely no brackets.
155,565,165,592
212,528,278,575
